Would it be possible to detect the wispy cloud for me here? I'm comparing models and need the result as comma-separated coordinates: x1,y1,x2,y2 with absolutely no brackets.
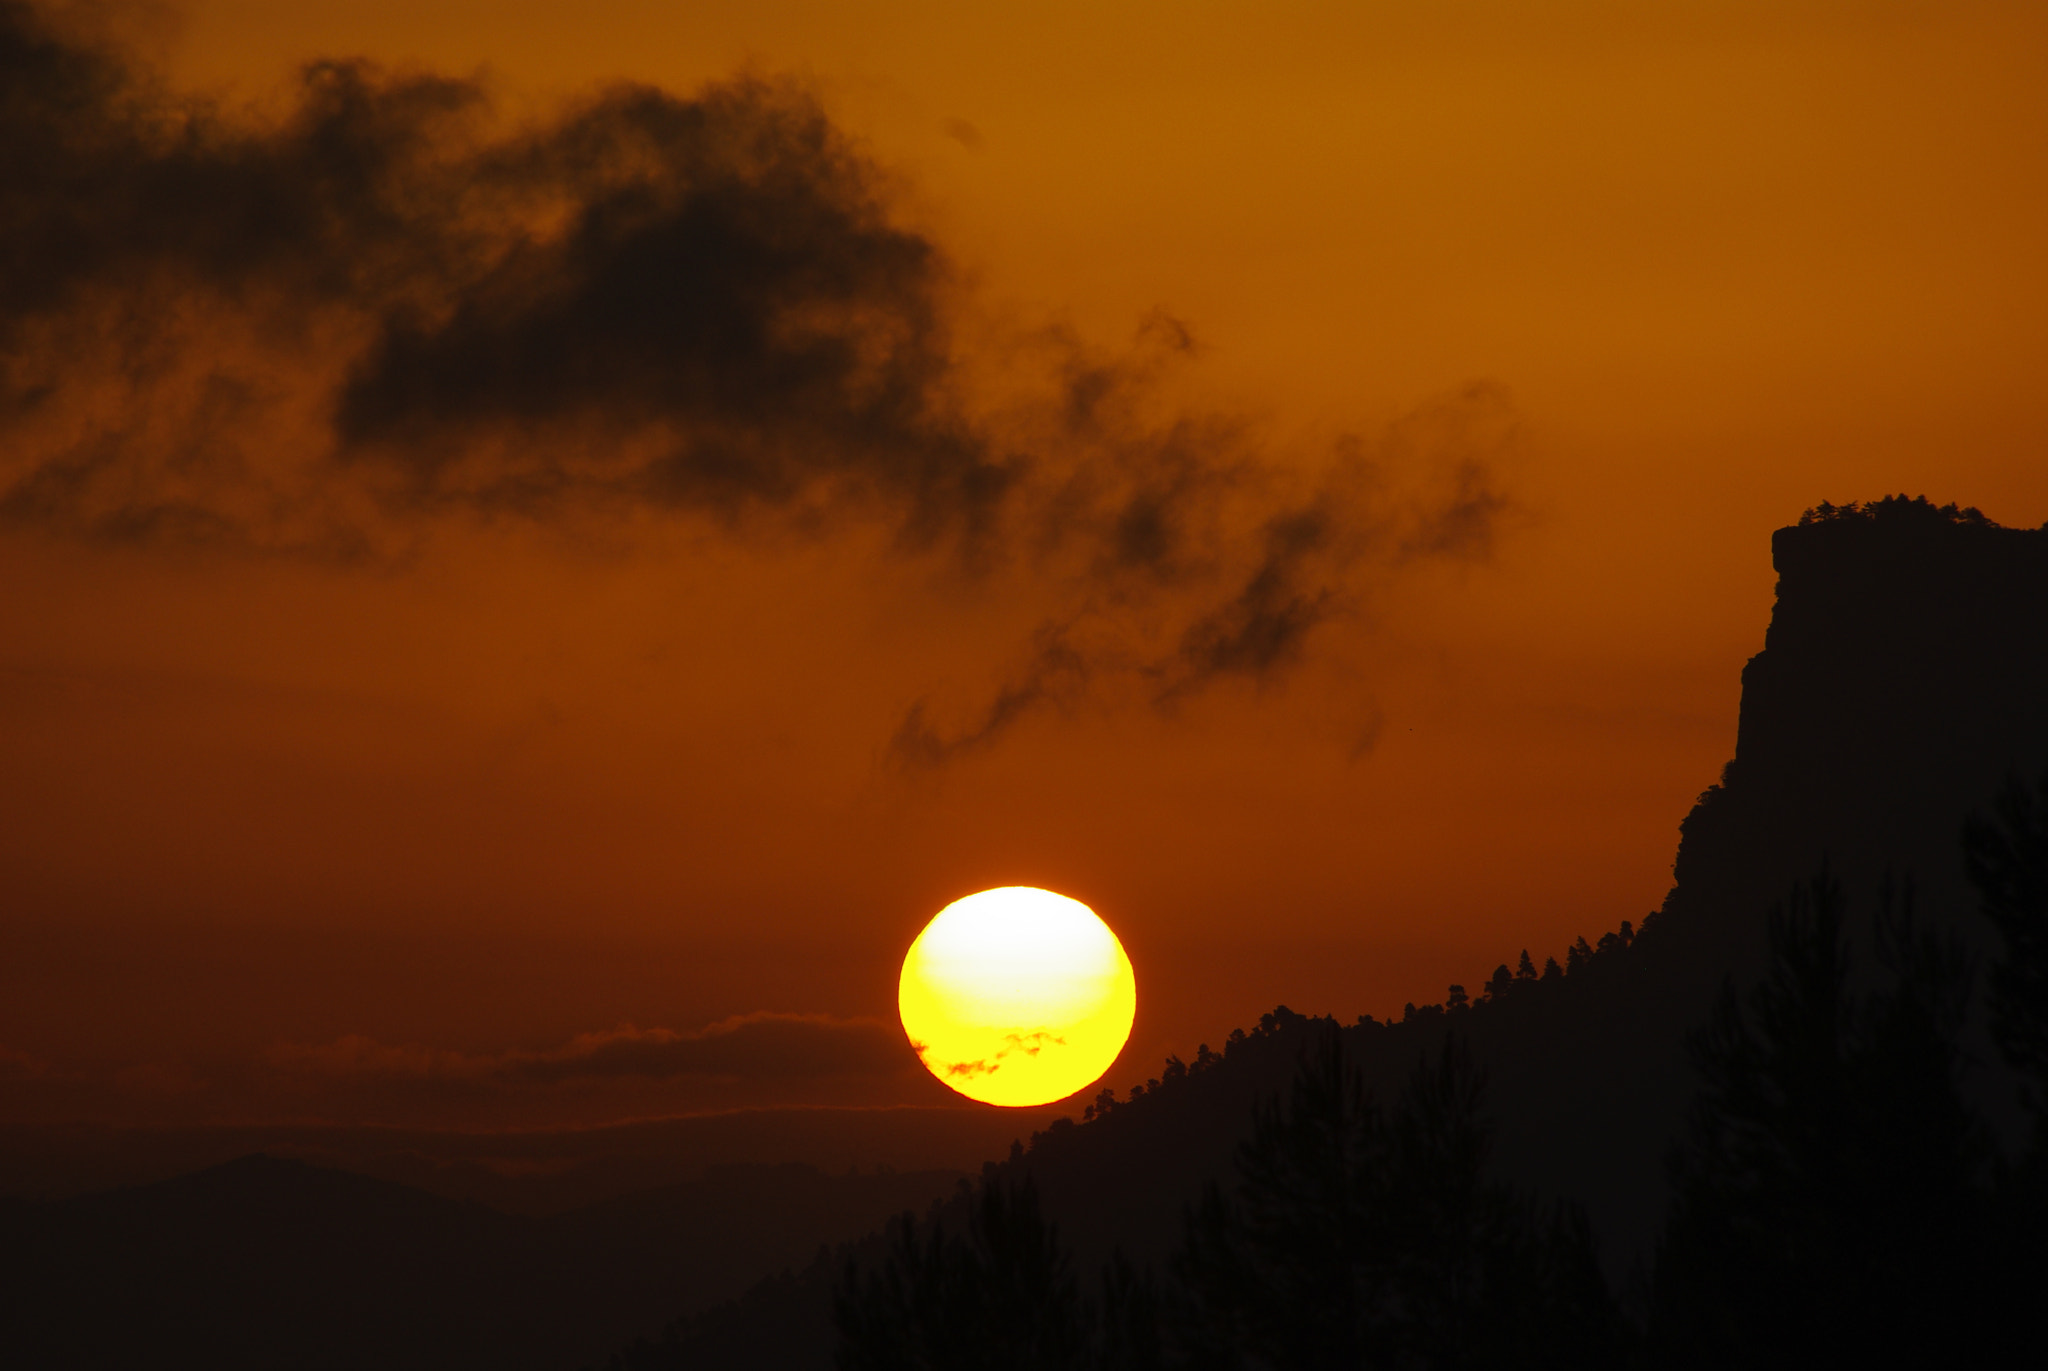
0,1,1518,759
268,1013,908,1085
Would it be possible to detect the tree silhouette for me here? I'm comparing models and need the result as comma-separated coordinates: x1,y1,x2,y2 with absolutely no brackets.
1650,869,1993,1366
834,1175,1088,1371
1097,1252,1164,1371
1963,767,2048,1126
1173,1025,1626,1370
1564,938,1592,975
1963,766,2048,1349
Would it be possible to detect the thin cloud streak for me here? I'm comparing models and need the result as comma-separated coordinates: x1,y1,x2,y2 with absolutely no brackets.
268,1013,909,1086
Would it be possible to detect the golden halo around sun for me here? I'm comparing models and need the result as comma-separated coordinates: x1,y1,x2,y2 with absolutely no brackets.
898,887,1137,1107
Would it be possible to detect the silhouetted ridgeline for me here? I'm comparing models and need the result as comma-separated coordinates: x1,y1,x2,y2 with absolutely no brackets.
1667,497,2048,966
1475,495,2048,1254
616,496,2048,1368
12,497,2042,1369
810,813,2045,1368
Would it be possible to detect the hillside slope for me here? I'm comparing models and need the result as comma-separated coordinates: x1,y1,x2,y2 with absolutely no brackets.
635,496,2048,1368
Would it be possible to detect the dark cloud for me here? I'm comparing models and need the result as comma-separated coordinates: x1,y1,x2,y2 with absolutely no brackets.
332,80,1013,539
1173,503,1341,684
887,622,1092,768
0,1,1515,756
890,382,1520,763
0,8,489,352
2,0,998,545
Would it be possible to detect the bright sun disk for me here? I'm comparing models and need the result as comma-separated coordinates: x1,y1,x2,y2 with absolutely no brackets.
898,886,1137,1107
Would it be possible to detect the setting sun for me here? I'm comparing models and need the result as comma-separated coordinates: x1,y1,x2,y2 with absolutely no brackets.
898,887,1137,1107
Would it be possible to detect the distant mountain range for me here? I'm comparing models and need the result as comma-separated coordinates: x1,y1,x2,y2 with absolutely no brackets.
0,1103,1063,1213
0,1152,966,1370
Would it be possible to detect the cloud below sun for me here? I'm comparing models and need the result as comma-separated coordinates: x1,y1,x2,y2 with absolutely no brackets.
0,1012,959,1134
267,1012,908,1086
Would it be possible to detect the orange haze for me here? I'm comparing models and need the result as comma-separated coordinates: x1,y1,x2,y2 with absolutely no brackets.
3,0,2046,1146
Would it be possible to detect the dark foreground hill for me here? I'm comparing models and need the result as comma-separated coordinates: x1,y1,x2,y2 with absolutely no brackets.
0,1153,964,1371
1045,496,2048,1266
623,496,2048,1369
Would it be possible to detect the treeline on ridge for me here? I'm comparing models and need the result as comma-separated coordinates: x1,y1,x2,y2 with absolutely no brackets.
1080,916,1651,1127
608,767,2048,1369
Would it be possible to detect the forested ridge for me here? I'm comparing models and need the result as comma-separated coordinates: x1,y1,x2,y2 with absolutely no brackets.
609,499,2048,1368
608,768,2047,1368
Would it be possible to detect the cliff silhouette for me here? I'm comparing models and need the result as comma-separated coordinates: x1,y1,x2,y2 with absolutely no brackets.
978,495,2048,1275
1475,495,2048,1256
1662,496,2048,980
619,495,2048,1368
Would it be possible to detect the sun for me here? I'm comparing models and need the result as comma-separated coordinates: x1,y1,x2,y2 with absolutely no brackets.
898,887,1137,1108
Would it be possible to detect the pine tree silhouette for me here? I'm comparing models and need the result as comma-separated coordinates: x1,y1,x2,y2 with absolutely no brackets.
1172,1025,1626,1371
1650,869,1993,1367
1963,766,2048,1351
835,1175,1088,1371
1963,767,2048,1130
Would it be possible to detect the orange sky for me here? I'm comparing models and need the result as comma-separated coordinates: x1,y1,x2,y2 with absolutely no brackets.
3,0,2046,1136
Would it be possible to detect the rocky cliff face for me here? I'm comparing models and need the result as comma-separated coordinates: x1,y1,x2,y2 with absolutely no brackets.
1019,496,2048,1278
608,499,2048,1367
1471,497,2048,1266
1658,497,2048,980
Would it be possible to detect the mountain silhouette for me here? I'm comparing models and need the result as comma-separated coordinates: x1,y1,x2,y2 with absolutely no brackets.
615,496,2048,1369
